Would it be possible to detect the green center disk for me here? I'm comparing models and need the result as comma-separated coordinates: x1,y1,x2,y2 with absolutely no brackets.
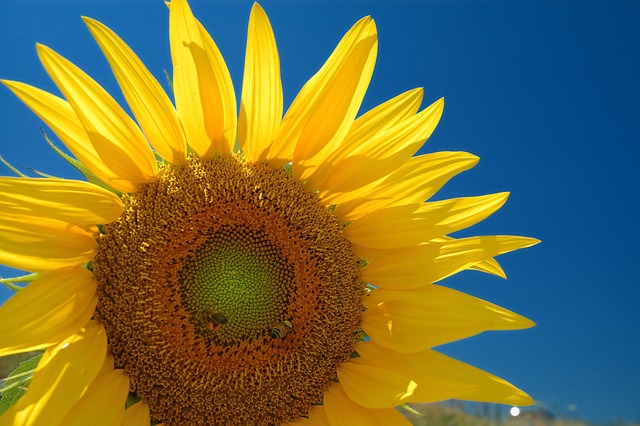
179,225,292,342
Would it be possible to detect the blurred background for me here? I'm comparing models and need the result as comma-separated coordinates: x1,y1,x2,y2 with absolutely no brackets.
1,1,638,424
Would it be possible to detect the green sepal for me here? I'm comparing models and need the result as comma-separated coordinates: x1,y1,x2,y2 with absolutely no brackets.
399,404,427,419
0,156,26,177
0,353,43,415
0,273,41,292
40,130,121,197
125,392,141,409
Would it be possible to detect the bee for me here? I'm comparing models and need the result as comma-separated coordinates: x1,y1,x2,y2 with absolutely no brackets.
269,320,293,339
202,309,228,331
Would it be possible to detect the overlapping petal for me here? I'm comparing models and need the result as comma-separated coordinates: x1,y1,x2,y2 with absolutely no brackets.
169,0,237,158
319,98,444,200
268,17,377,169
361,235,539,289
58,369,129,426
1,81,138,193
121,401,151,426
470,257,507,278
83,17,187,165
346,192,509,249
0,177,123,225
0,321,107,426
0,267,97,356
362,284,535,352
238,3,283,164
335,151,479,220
36,44,158,187
0,214,98,272
338,342,533,409
307,88,423,190
324,383,410,425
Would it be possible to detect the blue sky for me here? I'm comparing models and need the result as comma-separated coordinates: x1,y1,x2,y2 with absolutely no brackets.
1,0,639,423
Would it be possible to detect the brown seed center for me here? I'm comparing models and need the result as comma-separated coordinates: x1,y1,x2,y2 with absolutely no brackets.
93,156,363,425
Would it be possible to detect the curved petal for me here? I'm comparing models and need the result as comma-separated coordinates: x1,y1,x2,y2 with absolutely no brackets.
320,98,444,200
324,382,410,425
0,321,107,426
1,80,138,193
36,44,158,187
83,17,187,165
0,267,97,357
59,370,129,426
292,20,378,181
310,88,423,190
121,400,151,426
334,151,479,220
346,193,509,249
0,213,98,272
0,177,123,225
334,88,424,160
362,284,535,352
338,342,534,409
170,0,237,158
98,353,115,377
470,257,506,278
360,235,540,289
436,235,508,278
268,17,377,168
238,3,283,164
308,405,329,425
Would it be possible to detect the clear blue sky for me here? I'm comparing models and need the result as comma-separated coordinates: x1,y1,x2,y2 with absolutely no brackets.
1,0,638,423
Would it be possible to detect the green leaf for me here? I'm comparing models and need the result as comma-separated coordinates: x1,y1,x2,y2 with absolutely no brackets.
0,353,43,415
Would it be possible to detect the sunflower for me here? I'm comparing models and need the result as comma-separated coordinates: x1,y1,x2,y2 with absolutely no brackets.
0,1,539,425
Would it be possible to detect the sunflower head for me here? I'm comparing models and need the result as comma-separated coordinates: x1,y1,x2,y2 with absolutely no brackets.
0,1,538,425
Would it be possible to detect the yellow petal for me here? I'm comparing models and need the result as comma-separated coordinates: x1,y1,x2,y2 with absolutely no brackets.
335,151,479,220
59,370,129,426
320,98,444,200
121,401,151,426
338,342,534,409
36,44,158,187
292,20,378,181
0,213,98,272
0,267,97,356
83,17,187,165
433,235,508,278
98,353,115,377
1,80,138,193
0,177,123,225
238,3,283,164
282,404,328,425
324,382,410,425
310,88,423,190
361,235,540,290
170,0,237,158
362,284,535,353
358,236,539,290
268,17,377,168
335,88,424,161
469,257,506,278
346,193,509,249
309,405,329,425
0,321,107,426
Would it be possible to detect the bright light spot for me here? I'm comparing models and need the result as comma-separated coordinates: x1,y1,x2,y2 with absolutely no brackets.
400,380,418,399
510,407,520,416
